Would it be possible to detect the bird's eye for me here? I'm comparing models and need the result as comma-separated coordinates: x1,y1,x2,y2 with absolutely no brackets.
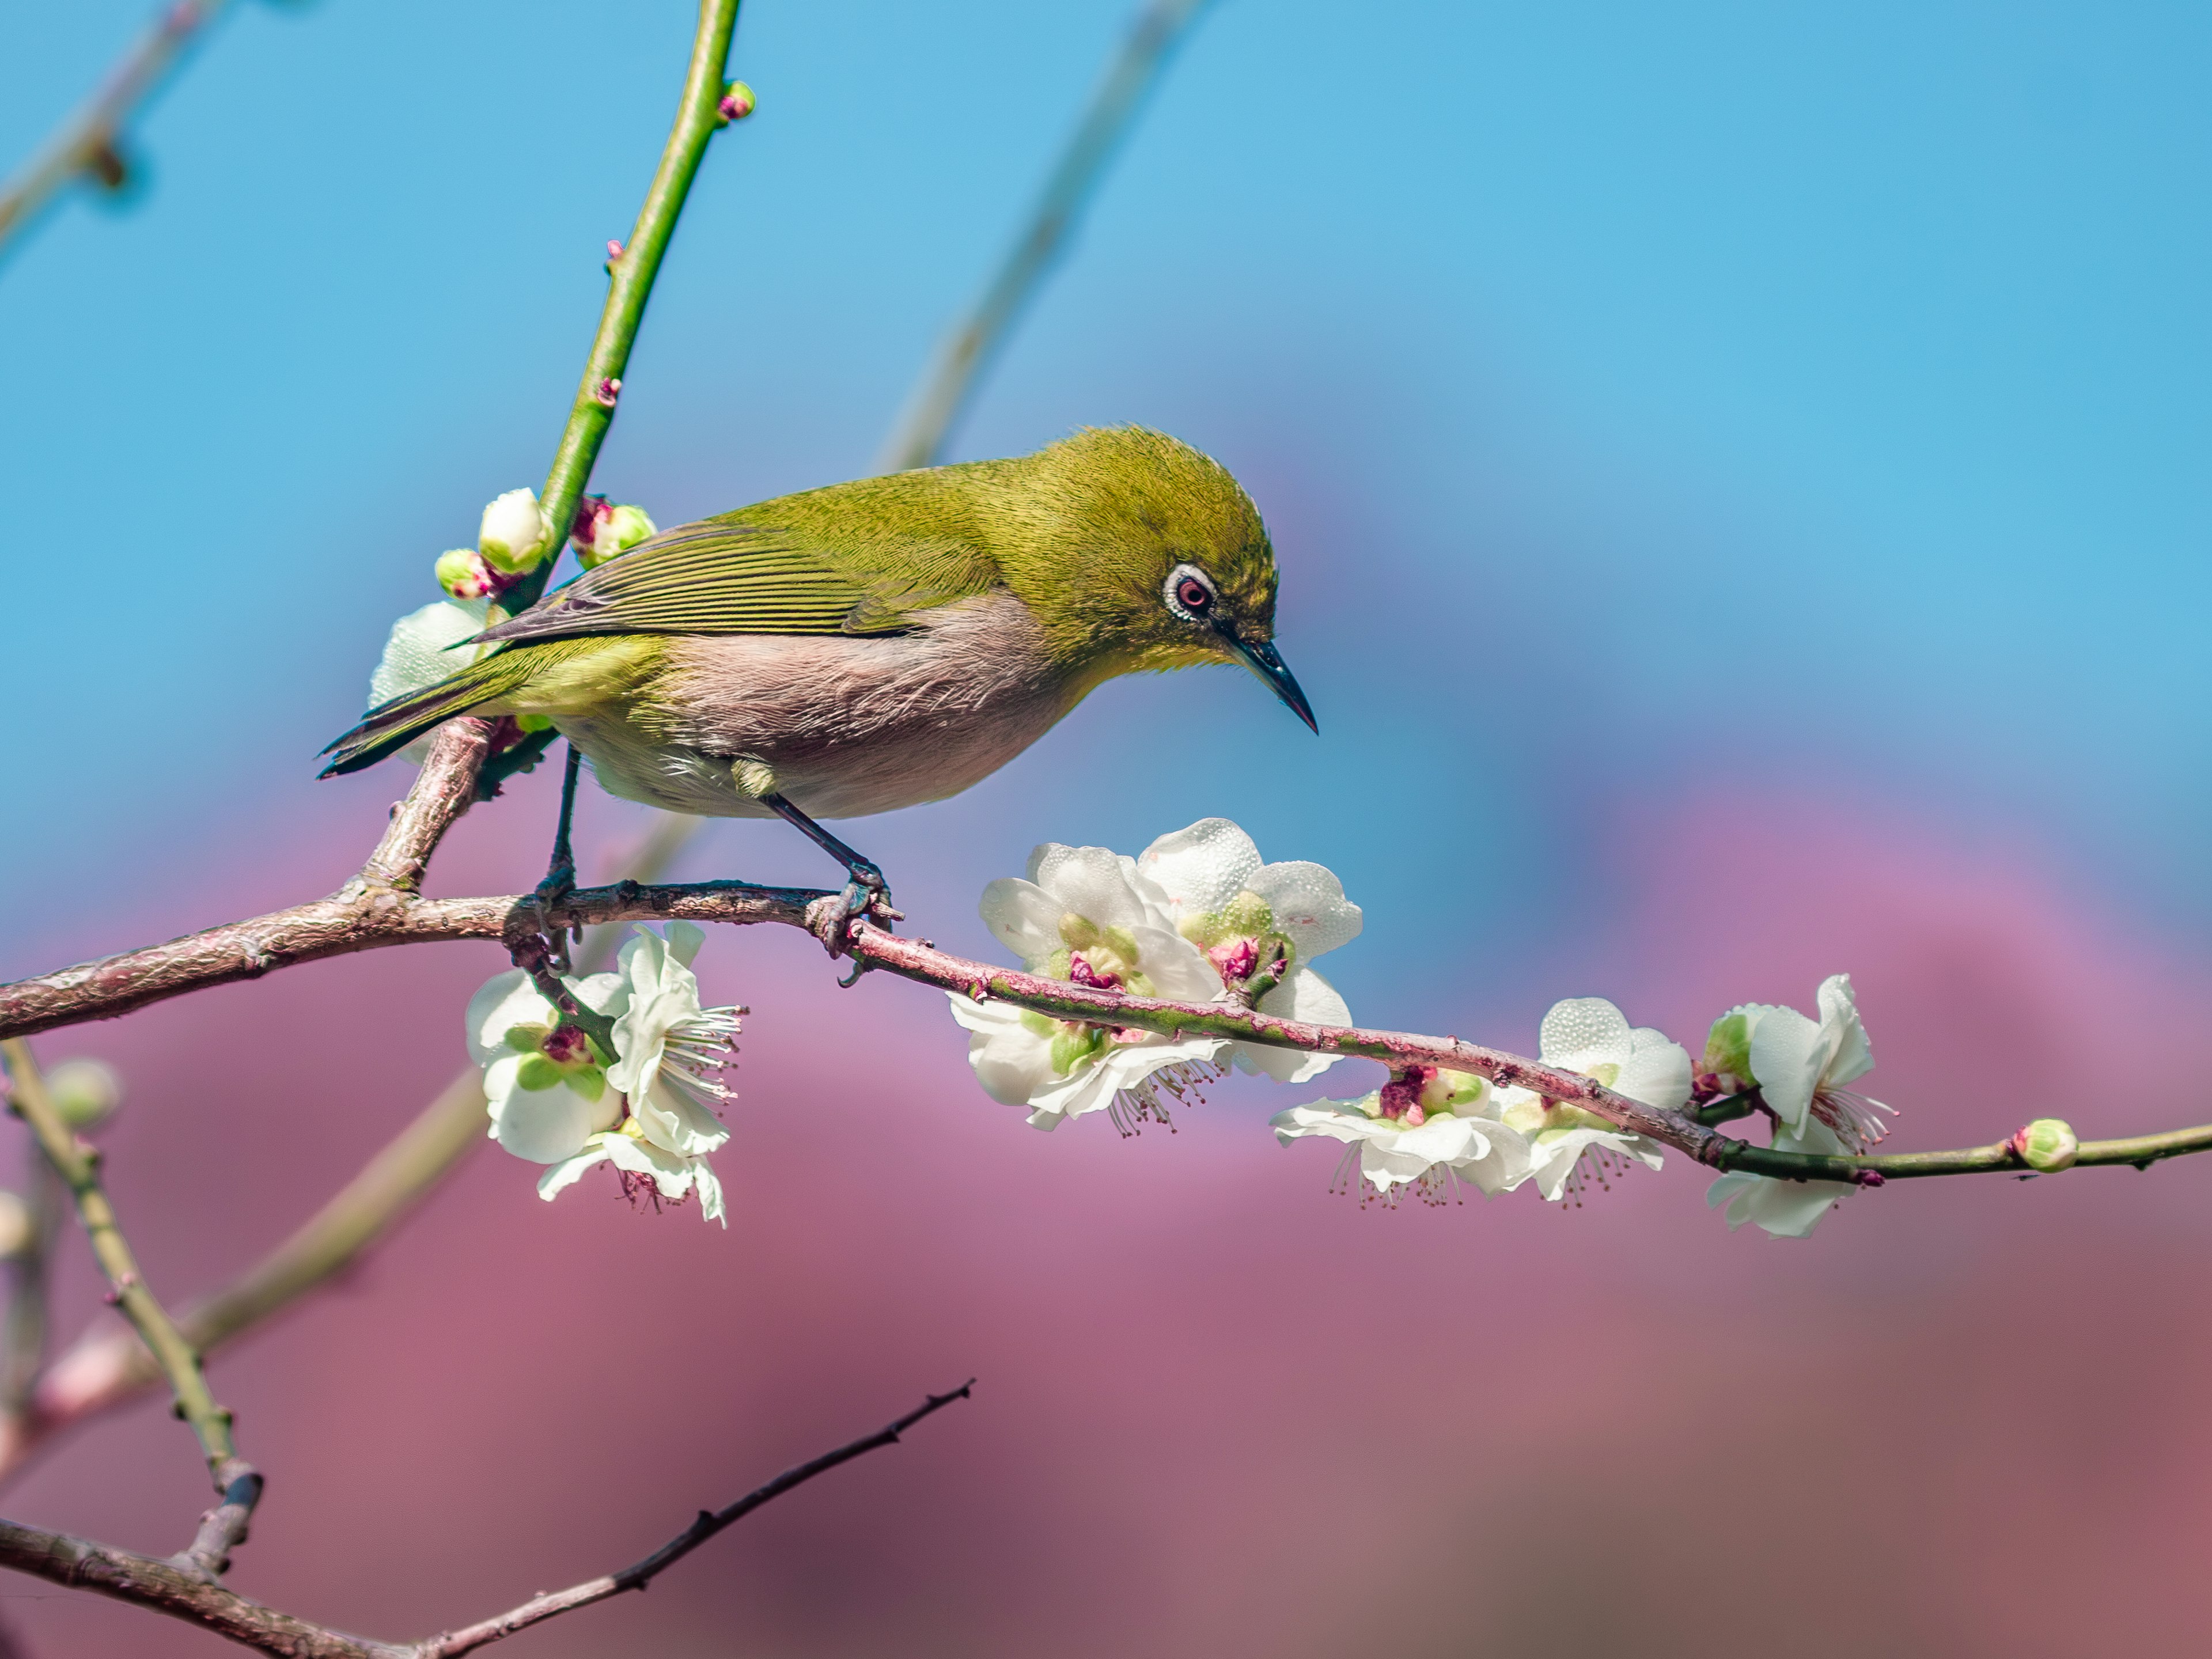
1176,576,1212,613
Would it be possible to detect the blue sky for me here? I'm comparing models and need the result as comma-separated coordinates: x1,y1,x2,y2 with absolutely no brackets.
3,0,2206,1006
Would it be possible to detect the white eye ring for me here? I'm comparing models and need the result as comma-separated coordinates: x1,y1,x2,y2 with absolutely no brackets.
1162,562,1217,623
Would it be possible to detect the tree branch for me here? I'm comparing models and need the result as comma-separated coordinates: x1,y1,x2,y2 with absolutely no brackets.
0,1384,972,1659
0,0,240,262
0,1042,259,1577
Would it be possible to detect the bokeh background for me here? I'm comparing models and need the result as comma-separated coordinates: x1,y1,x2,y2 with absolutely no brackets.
4,1,2210,1653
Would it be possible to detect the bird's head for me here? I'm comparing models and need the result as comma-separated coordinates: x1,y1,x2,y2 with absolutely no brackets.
984,427,1316,731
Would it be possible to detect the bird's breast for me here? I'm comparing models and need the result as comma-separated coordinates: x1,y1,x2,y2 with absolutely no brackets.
582,590,1082,820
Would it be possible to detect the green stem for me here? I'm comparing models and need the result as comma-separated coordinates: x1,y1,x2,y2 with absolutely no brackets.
0,1041,240,1490
506,0,744,615
1708,1121,2212,1183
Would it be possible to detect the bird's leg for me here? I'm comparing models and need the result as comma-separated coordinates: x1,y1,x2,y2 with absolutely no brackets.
532,742,584,972
757,791,894,939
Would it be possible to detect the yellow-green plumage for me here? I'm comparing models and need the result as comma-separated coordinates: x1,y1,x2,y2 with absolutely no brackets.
322,427,1308,827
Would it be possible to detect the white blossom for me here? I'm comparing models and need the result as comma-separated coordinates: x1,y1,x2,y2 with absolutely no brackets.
1134,818,1361,1082
950,843,1226,1131
1494,998,1687,1202
1271,1067,1528,1203
604,923,740,1161
462,925,739,1227
1701,973,1890,1148
464,967,624,1165
539,1127,726,1225
1705,1116,1858,1238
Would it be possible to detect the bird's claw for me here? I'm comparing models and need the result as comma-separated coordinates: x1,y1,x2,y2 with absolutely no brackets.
531,861,579,974
805,867,900,959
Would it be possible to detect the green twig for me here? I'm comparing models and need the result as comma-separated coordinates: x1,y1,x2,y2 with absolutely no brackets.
874,0,1215,473
0,1042,237,1484
504,0,744,616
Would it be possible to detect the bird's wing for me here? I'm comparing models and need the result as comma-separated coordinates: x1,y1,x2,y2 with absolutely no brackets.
474,520,926,646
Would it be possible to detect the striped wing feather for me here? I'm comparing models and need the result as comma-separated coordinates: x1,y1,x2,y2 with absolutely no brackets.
476,521,898,645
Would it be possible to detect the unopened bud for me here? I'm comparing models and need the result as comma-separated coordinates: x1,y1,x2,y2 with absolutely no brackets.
46,1058,123,1131
577,503,657,569
0,1192,31,1259
717,81,756,123
2012,1118,2079,1173
1702,1012,1752,1086
435,547,499,601
478,487,555,574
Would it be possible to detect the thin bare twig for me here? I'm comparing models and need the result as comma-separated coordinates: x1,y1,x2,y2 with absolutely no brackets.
0,0,240,262
875,0,1215,472
414,1381,974,1657
0,1384,972,1659
0,1043,259,1578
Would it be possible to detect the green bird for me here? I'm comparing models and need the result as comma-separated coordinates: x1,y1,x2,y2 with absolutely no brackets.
321,426,1316,919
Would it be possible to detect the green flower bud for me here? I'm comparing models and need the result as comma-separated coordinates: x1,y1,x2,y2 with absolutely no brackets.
478,487,554,574
573,499,660,569
2013,1118,2080,1173
435,547,499,601
46,1058,122,1131
1058,912,1103,951
1703,1012,1753,1083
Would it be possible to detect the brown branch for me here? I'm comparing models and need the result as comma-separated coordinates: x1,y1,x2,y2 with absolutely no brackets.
0,1383,971,1658
0,1517,399,1658
0,0,240,260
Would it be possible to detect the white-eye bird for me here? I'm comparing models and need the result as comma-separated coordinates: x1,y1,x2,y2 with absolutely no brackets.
322,426,1316,917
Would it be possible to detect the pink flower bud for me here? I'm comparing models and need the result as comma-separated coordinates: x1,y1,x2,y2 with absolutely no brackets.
718,81,756,123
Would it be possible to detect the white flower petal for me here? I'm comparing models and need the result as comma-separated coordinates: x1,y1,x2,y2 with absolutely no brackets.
1613,1029,1694,1112
1136,819,1262,918
600,1133,698,1199
1539,998,1634,1068
1028,844,1158,935
1247,860,1362,962
537,1139,612,1201
979,877,1065,965
490,1074,621,1164
947,997,1062,1106
1746,1005,1825,1134
1705,1118,1856,1237
630,1076,730,1158
1131,925,1222,1001
1815,974,1875,1089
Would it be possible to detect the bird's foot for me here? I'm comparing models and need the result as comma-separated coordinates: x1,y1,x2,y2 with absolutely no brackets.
531,859,579,974
805,861,902,958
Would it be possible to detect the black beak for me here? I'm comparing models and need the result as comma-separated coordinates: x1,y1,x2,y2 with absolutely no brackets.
1220,624,1319,733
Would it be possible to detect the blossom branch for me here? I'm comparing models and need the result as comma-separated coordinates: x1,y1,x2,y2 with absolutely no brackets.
0,1383,971,1658
875,0,1214,472
0,0,240,261
0,1042,259,1577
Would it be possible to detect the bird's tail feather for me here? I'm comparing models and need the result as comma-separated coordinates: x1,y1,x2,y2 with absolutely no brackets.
319,652,535,777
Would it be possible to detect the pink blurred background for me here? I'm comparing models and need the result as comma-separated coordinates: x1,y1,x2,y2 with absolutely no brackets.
6,1,2212,1653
